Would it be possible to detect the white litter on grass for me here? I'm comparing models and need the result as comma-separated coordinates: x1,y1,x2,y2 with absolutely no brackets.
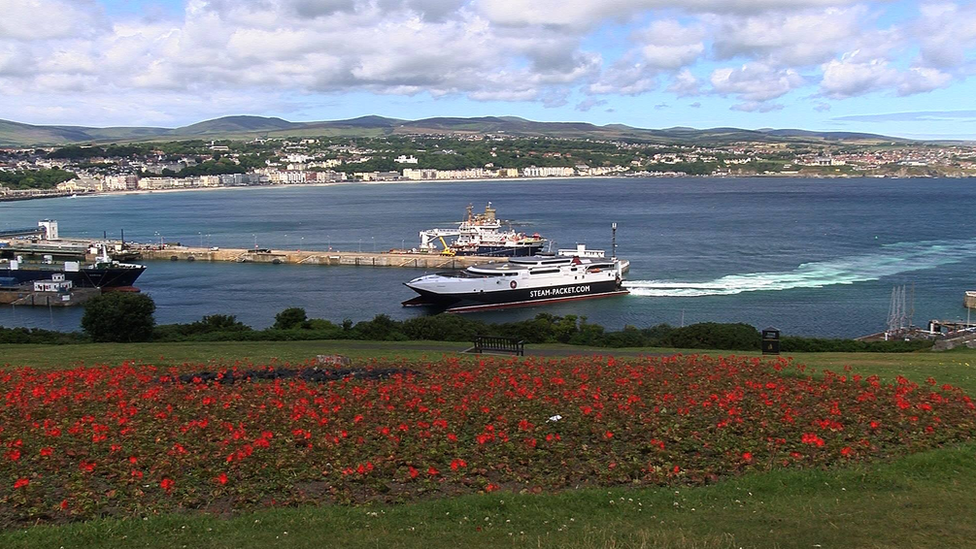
547,414,562,422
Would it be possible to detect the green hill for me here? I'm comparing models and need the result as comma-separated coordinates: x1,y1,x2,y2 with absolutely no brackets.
0,115,913,147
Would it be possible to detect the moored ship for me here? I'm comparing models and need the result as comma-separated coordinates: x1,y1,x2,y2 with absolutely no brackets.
0,246,146,289
418,203,545,257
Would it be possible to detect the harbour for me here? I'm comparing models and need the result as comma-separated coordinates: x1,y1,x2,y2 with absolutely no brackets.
2,177,976,336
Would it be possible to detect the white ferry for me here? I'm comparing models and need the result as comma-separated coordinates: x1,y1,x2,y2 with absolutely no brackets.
403,243,629,312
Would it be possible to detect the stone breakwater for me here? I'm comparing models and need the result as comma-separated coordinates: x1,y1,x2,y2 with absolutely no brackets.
139,246,505,269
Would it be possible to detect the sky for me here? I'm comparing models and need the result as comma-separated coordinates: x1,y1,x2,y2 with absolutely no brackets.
1,0,975,138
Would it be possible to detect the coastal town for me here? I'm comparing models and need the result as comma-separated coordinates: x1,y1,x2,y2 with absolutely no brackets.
2,133,975,201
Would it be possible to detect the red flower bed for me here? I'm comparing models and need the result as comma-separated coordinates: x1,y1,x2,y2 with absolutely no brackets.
2,355,975,525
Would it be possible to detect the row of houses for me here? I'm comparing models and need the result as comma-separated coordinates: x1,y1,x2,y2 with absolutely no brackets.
47,163,630,194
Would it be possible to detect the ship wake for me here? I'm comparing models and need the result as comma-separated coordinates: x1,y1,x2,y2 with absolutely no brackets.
624,237,976,297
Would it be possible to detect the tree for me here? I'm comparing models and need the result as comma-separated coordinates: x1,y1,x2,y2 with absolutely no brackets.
274,307,308,330
81,293,156,342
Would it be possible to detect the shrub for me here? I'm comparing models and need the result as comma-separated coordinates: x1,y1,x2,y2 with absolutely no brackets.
274,308,309,330
662,322,761,351
81,292,156,343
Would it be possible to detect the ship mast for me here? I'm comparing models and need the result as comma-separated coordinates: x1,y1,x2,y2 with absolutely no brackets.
611,222,617,261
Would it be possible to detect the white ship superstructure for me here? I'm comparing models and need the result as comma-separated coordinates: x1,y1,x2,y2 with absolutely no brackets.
418,203,545,257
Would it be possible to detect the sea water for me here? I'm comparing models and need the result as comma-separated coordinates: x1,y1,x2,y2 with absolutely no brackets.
1,177,974,338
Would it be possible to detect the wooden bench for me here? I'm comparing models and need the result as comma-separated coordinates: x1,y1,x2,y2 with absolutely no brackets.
471,335,525,356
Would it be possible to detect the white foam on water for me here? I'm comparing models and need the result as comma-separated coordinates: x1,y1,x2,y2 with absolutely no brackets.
625,238,976,297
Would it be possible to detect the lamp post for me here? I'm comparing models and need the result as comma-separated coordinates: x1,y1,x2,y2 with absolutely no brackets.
198,232,203,248
372,236,375,253
358,238,362,252
252,234,257,249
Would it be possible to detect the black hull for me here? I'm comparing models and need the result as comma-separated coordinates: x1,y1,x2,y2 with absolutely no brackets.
405,279,624,310
454,245,544,257
0,267,146,288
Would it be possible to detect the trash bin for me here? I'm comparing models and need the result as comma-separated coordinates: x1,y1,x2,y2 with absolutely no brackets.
762,327,780,355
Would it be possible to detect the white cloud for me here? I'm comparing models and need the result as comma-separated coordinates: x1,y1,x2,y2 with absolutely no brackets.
0,0,974,124
820,55,952,98
709,6,869,67
0,0,103,41
635,20,705,69
914,3,976,69
731,101,784,112
576,97,608,112
667,69,701,97
475,0,868,29
711,62,805,102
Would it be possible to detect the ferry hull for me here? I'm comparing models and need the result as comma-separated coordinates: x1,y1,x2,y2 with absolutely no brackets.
0,266,146,288
404,279,625,311
454,244,544,257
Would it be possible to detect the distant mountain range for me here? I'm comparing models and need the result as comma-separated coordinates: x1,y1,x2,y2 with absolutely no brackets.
0,115,914,147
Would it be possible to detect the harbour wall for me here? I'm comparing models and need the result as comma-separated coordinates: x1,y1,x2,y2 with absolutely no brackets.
0,287,101,307
139,247,506,269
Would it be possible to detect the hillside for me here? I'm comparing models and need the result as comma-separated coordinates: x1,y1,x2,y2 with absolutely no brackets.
0,114,912,147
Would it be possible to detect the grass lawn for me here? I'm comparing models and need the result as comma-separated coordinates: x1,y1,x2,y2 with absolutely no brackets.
2,340,976,548
4,339,976,392
3,442,974,549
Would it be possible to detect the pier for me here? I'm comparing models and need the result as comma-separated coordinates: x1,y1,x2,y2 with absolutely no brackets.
0,286,101,307
138,246,506,269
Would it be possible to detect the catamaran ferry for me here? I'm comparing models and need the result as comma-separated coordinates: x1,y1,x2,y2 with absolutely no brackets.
402,238,629,312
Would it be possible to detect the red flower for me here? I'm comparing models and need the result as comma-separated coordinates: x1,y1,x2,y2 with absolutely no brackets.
409,466,419,479
485,483,500,492
60,499,68,511
160,478,174,492
742,452,753,462
840,447,853,457
14,478,30,489
604,431,614,439
40,447,53,457
6,449,21,461
428,466,439,476
79,460,96,473
216,473,228,485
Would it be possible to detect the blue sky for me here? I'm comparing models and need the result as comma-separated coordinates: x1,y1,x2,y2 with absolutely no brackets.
1,0,975,138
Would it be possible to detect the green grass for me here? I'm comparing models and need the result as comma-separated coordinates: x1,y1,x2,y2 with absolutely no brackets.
4,340,976,392
2,442,974,549
4,340,976,548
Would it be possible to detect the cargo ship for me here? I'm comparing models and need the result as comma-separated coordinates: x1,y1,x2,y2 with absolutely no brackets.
418,203,545,257
0,245,146,289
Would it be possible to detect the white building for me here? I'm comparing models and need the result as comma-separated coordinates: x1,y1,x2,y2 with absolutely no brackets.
394,155,419,164
34,273,72,292
103,174,139,191
521,166,574,178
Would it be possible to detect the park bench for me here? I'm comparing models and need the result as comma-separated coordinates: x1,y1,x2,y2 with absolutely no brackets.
470,335,525,356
